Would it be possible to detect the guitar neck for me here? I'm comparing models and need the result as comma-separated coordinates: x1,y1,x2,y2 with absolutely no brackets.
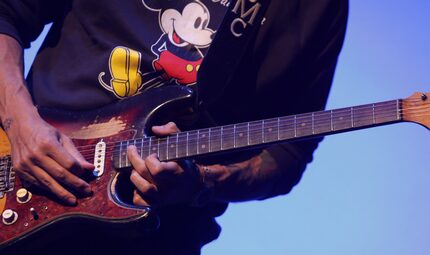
114,99,402,169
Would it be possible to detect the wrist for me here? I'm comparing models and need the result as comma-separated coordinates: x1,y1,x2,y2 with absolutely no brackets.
190,164,216,207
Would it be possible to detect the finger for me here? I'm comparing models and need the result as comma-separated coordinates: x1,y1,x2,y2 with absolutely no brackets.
145,154,181,180
132,190,150,207
151,122,180,136
15,168,39,187
30,164,77,205
130,170,159,199
61,135,95,171
35,155,92,195
127,146,154,183
46,140,83,174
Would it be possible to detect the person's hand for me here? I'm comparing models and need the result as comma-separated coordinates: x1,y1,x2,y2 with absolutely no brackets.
6,115,94,205
127,122,200,208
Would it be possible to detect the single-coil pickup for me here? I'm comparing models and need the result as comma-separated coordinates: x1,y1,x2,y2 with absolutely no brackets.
93,140,107,177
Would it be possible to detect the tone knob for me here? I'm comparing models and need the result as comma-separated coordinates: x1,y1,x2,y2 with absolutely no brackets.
16,188,32,204
2,209,18,225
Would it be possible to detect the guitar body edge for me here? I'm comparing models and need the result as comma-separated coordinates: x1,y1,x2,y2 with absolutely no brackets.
0,85,195,248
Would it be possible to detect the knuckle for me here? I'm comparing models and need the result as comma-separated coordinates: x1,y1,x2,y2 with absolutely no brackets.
39,177,52,189
61,193,72,202
77,181,88,190
151,165,163,176
54,168,67,181
133,194,141,205
39,138,55,150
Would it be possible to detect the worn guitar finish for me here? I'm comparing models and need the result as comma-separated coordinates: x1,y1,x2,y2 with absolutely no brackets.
0,86,428,249
0,85,194,249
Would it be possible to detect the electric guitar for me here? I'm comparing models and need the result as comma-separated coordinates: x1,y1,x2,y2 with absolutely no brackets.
0,85,429,249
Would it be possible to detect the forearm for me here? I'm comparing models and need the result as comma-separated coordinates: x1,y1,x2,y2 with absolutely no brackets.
203,148,304,202
0,34,39,130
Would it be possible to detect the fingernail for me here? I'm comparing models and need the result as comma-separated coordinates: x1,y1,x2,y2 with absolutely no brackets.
68,197,77,205
85,185,93,195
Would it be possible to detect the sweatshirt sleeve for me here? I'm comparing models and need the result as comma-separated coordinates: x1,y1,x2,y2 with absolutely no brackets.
262,0,349,198
0,0,68,48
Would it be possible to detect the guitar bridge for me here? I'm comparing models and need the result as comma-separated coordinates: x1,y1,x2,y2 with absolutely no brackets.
0,156,14,198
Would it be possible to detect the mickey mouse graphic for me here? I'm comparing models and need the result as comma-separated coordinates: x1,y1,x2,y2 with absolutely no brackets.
142,0,216,85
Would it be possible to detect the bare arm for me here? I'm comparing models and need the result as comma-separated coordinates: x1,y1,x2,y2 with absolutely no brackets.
0,34,93,205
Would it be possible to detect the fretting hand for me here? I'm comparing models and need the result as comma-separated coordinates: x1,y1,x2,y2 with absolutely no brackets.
127,122,201,208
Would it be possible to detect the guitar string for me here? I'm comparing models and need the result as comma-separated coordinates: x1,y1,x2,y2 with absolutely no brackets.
0,103,428,162
74,109,430,159
105,111,430,161
59,101,417,151
1,108,425,163
52,101,430,153
79,106,430,156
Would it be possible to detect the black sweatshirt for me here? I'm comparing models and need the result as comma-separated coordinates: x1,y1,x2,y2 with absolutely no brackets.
0,0,348,253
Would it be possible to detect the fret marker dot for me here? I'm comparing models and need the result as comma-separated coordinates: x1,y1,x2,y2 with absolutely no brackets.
301,123,306,127
171,145,175,148
339,117,344,120
152,147,157,151
202,145,206,149
239,133,243,137
201,134,206,138
268,128,273,132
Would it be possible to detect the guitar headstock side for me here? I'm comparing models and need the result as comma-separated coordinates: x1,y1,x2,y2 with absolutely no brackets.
402,92,430,130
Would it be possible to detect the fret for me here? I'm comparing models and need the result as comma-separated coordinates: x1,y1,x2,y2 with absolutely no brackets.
150,137,158,154
187,130,198,156
139,138,144,158
296,113,313,137
294,115,297,137
125,140,130,167
332,108,352,131
247,123,250,145
277,118,280,140
352,104,374,127
209,127,222,152
313,111,331,134
311,113,315,135
330,110,334,131
235,123,248,147
233,125,237,148
350,107,354,128
119,141,123,168
220,126,224,150
221,125,235,150
372,103,376,124
186,132,189,156
262,120,265,143
249,121,263,145
197,130,200,155
166,134,178,160
263,119,278,143
166,136,170,160
177,132,188,158
141,138,150,159
278,116,295,140
208,128,212,153
158,137,168,161
198,129,210,154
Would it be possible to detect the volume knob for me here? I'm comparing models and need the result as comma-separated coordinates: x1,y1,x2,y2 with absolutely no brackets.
16,188,32,204
2,209,18,225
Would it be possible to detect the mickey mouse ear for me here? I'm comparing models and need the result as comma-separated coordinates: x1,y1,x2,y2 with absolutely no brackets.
142,0,182,11
142,0,163,11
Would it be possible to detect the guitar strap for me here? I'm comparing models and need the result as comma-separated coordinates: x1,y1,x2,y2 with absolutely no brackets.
195,0,272,108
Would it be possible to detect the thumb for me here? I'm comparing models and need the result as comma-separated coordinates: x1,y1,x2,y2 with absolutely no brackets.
152,122,180,136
